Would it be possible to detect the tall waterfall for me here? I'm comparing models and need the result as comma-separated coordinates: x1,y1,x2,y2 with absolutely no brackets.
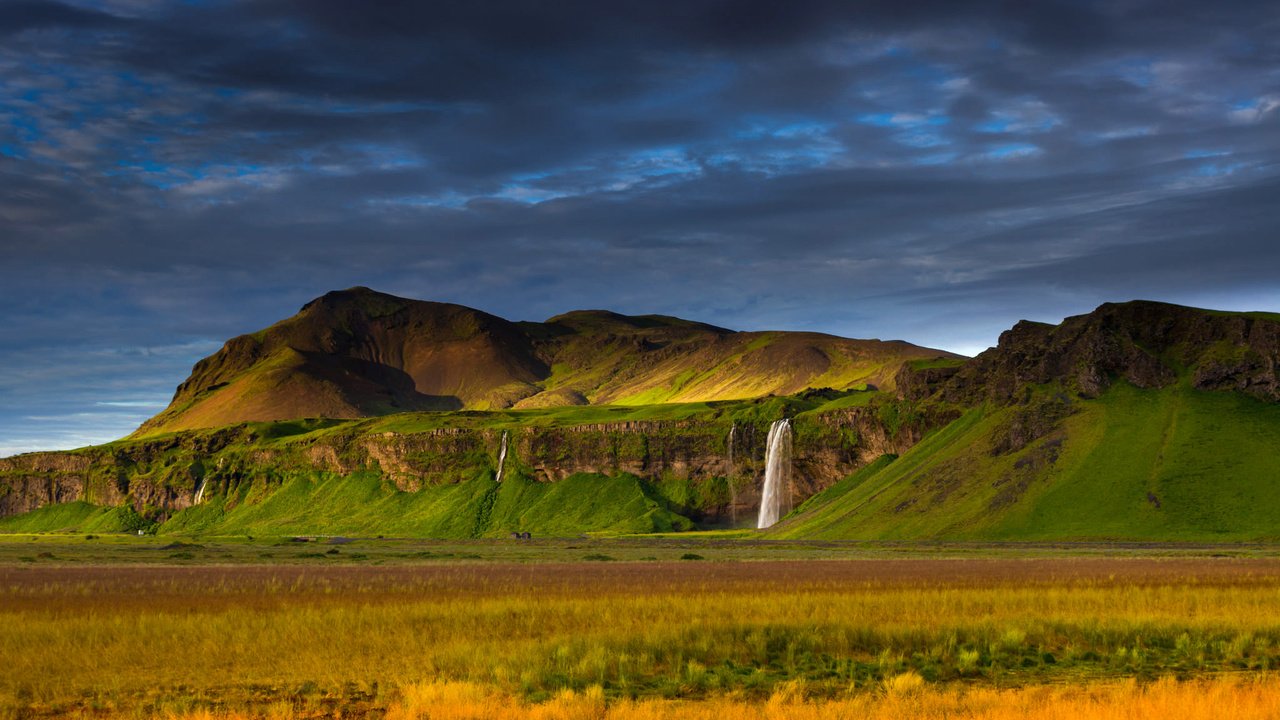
756,419,793,529
495,430,509,483
193,478,207,505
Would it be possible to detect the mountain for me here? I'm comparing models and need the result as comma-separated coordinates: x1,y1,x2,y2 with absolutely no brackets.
4,297,1279,541
137,287,957,435
774,301,1280,541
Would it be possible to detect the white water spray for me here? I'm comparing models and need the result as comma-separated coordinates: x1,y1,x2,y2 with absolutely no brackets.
756,419,793,529
495,430,509,483
727,423,737,469
193,478,207,505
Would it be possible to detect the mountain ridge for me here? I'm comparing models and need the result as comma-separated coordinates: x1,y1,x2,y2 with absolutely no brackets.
3,296,1279,542
137,287,958,435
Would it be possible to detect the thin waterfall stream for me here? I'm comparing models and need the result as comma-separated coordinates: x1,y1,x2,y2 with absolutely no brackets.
495,430,509,483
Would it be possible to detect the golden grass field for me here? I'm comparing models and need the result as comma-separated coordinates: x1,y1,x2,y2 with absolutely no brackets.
4,549,1280,718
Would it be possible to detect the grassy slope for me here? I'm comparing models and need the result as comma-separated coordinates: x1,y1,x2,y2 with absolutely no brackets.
274,392,843,438
362,400,725,434
135,470,692,538
604,333,919,406
0,472,692,538
776,382,1280,541
0,501,143,534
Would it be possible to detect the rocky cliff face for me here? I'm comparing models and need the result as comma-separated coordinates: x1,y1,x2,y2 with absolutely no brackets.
899,301,1280,403
1,404,947,527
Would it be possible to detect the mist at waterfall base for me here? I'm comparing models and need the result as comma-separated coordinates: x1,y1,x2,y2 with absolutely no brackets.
757,419,793,529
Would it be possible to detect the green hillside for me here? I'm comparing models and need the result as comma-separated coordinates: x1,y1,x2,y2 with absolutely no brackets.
0,501,151,534
158,470,692,538
774,380,1280,541
0,469,694,538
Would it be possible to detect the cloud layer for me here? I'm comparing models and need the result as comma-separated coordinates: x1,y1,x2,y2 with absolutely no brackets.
2,0,1279,452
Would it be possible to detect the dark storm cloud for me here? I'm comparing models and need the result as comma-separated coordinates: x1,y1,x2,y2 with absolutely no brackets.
0,0,119,35
2,0,1279,452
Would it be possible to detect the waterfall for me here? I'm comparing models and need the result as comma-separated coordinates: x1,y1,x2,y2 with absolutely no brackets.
756,419,793,529
727,423,737,468
495,430,509,483
193,478,207,505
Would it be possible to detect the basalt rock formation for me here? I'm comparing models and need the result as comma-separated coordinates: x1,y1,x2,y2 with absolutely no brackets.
898,300,1280,404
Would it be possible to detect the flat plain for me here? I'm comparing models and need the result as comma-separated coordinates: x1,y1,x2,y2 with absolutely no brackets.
5,537,1280,718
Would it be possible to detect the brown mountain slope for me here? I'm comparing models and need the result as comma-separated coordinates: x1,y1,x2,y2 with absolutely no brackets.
137,288,547,434
137,287,958,435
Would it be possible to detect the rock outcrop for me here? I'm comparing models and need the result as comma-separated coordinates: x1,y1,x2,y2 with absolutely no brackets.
898,301,1280,404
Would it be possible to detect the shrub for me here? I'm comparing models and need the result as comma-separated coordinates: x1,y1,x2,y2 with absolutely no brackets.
883,671,925,698
956,648,981,675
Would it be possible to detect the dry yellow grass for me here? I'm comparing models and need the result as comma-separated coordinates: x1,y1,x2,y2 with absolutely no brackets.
76,676,1280,720
5,559,1280,718
387,676,1280,720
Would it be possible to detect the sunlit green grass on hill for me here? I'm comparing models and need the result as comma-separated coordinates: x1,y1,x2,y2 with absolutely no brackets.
0,501,149,535
174,393,837,440
777,382,1280,541
156,470,693,538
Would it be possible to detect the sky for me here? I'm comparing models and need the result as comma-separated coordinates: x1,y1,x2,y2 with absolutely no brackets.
2,0,1279,455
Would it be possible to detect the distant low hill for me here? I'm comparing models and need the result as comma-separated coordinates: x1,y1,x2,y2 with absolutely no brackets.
137,287,956,435
774,301,1280,541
